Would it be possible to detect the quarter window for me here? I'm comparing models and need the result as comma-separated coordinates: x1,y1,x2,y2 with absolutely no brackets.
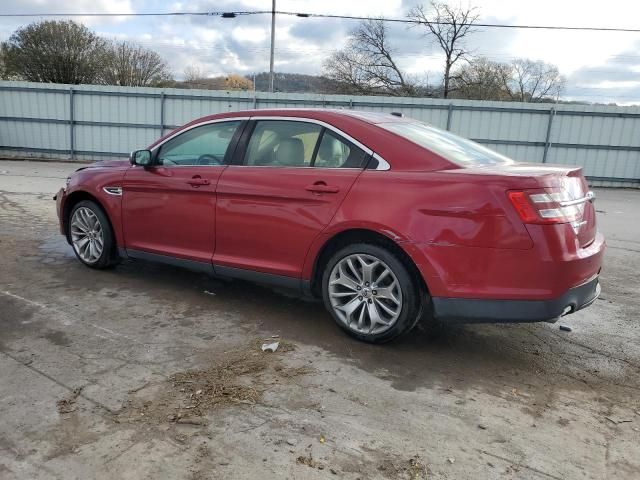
315,130,368,168
157,121,241,166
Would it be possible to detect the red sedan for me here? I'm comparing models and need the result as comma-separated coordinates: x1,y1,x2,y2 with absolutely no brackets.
55,109,604,342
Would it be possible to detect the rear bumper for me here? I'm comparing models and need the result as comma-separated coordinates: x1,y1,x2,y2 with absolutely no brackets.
432,275,601,323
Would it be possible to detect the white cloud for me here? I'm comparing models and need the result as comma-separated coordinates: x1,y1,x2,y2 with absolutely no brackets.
2,0,640,103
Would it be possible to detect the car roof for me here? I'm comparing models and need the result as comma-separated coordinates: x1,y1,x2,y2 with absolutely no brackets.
149,108,453,172
198,108,411,125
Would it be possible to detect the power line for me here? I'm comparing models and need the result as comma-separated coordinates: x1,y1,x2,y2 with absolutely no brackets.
275,11,640,33
1,9,640,33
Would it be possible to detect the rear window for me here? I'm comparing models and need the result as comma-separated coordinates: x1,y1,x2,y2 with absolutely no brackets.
379,122,513,167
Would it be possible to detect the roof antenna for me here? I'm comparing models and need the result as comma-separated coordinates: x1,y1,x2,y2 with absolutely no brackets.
390,112,403,117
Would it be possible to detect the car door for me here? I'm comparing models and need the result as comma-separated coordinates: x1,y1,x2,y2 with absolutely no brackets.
214,118,370,278
122,120,244,263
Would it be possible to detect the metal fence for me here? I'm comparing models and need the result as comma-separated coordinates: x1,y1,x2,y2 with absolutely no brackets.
1,80,639,187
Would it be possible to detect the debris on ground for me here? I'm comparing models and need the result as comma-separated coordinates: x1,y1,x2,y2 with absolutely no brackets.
176,416,208,426
319,435,325,444
377,455,428,479
117,340,311,424
262,341,279,352
447,457,455,464
605,416,633,425
559,325,572,332
296,453,324,470
203,290,216,296
57,387,83,414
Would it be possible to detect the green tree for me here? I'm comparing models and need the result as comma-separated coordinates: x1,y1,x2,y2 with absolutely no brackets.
1,20,107,84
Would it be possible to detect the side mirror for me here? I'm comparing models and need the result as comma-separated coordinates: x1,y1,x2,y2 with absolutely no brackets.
129,149,152,166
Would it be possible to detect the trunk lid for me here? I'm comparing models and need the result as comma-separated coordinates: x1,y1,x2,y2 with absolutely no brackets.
499,163,596,248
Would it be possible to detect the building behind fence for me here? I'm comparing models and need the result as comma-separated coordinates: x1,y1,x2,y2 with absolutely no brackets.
0,80,638,187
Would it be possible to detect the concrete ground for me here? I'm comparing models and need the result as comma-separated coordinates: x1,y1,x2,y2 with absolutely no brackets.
0,159,639,480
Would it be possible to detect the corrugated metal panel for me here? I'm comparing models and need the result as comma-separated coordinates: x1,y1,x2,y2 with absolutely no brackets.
0,80,638,186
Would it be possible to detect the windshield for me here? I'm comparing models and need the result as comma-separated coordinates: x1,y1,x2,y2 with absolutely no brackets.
379,121,514,167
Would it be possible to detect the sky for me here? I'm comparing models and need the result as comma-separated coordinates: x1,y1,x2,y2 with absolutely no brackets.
1,0,640,104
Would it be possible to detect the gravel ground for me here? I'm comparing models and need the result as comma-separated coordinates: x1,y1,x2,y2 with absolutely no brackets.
1,159,639,480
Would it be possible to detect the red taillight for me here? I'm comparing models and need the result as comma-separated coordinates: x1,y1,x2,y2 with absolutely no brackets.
508,188,585,225
507,191,540,223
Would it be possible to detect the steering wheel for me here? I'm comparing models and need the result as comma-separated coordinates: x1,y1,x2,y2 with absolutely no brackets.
197,154,223,166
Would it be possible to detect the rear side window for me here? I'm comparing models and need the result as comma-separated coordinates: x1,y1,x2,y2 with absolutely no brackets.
244,121,322,167
243,120,368,168
379,122,513,167
157,121,241,166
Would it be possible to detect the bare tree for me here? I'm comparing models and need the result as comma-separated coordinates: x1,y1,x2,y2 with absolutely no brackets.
450,57,512,101
0,49,10,80
183,65,203,84
324,19,414,95
1,20,107,84
101,41,173,87
508,59,565,102
408,2,479,98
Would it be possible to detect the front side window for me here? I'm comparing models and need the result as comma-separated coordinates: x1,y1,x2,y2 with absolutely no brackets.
244,120,322,167
157,121,241,166
379,121,513,167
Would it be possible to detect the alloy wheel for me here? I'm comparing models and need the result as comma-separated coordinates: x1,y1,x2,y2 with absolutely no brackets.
70,207,104,264
328,253,403,335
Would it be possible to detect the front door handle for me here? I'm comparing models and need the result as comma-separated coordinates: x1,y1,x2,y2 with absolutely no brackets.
187,176,210,187
305,182,340,194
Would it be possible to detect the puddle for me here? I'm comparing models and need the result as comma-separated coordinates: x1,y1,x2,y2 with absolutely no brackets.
34,235,76,265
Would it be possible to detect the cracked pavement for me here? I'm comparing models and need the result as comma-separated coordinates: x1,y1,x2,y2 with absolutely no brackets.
0,159,639,479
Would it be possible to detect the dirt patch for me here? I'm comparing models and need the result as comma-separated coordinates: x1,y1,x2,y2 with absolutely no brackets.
117,340,313,424
377,454,429,479
296,452,325,470
56,387,83,414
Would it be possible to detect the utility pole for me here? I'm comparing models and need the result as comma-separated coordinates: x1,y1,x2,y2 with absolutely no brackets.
269,0,276,92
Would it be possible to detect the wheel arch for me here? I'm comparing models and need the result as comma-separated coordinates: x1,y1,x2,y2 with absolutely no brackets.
308,228,430,298
62,190,114,244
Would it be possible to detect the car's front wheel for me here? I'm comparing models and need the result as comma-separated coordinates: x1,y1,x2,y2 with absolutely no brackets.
321,243,424,343
68,200,117,269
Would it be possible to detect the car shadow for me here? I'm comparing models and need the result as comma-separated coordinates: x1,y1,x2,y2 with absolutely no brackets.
34,236,555,396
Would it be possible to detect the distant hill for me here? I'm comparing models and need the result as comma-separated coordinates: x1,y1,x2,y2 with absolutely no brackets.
247,72,340,93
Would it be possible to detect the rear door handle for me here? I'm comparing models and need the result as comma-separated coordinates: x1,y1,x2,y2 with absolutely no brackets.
305,182,339,194
187,176,210,187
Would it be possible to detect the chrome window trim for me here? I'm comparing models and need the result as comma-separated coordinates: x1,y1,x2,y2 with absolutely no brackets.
224,165,363,171
249,116,374,156
148,115,392,171
150,117,249,153
371,153,391,171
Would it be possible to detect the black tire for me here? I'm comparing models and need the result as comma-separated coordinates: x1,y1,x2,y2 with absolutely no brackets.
68,200,118,269
321,243,426,343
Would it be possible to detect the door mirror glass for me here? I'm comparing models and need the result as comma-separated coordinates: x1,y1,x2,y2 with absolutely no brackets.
130,149,152,166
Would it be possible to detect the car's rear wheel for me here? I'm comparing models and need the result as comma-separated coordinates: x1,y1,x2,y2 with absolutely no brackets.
69,200,117,269
321,243,424,343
